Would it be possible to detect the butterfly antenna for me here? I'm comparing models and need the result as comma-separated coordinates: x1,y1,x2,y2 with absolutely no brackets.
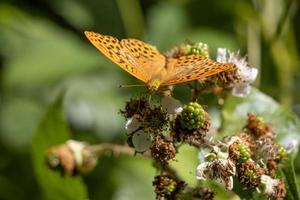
119,84,145,88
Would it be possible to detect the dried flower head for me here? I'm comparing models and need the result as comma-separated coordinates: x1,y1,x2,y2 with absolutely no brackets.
246,113,274,139
196,158,236,190
144,106,169,132
153,175,186,200
237,160,265,189
120,98,149,119
229,141,251,163
254,137,279,162
237,132,256,150
267,160,277,177
216,48,258,97
151,136,176,163
192,187,214,200
260,175,286,200
174,112,210,147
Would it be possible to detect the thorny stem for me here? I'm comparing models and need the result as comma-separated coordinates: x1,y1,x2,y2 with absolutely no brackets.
86,143,150,157
86,143,184,181
155,161,182,181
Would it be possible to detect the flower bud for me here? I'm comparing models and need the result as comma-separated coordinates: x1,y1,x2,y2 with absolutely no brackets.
47,140,98,176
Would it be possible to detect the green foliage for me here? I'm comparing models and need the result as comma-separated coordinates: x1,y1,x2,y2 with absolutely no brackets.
281,155,300,200
221,88,300,144
169,145,198,186
221,88,300,199
0,0,299,199
31,97,88,200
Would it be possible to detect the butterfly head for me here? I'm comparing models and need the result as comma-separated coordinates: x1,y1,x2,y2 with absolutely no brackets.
147,79,161,91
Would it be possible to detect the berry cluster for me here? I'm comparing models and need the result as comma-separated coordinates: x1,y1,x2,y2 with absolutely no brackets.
180,102,206,131
186,42,210,58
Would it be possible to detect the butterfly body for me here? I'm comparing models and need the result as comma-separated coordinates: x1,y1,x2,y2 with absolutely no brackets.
84,31,234,91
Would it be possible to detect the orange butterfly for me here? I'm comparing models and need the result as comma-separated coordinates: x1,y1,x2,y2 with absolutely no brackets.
85,31,234,91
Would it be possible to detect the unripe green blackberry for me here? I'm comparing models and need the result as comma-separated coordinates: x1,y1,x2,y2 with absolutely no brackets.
277,146,286,161
153,175,186,199
229,142,251,163
189,42,210,58
237,143,251,162
180,102,205,131
238,161,264,189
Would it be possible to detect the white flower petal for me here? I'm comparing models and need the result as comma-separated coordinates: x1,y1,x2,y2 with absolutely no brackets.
196,162,209,180
224,136,242,147
66,140,86,166
261,175,280,196
216,48,227,63
125,114,142,134
217,159,236,175
280,136,299,153
161,96,183,114
132,130,152,152
225,176,234,190
232,83,251,97
216,48,258,98
240,67,258,83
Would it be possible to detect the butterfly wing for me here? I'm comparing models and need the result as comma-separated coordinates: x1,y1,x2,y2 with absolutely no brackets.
85,31,151,82
162,54,234,85
121,39,166,81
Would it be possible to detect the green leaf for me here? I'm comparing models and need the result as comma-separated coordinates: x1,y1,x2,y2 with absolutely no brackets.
221,88,300,146
31,96,88,200
280,155,300,200
0,5,103,89
169,145,198,186
221,88,300,199
114,156,156,200
147,2,188,51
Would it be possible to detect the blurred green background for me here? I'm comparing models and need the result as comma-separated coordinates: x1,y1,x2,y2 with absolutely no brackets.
0,0,299,199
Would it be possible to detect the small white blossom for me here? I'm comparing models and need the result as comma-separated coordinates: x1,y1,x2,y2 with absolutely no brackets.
232,83,251,97
260,175,280,196
217,48,258,97
66,140,86,166
216,48,228,63
223,136,242,147
132,129,152,152
196,162,209,180
161,96,183,115
196,158,236,190
280,136,299,153
125,114,142,134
